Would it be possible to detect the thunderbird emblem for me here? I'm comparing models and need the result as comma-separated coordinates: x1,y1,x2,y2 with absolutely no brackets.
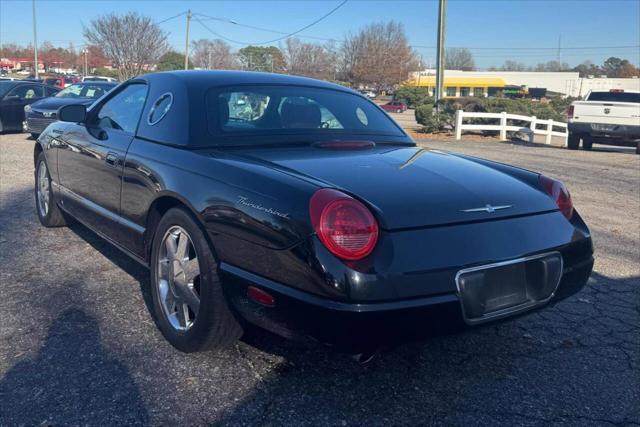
461,204,512,213
604,108,610,114
43,111,54,118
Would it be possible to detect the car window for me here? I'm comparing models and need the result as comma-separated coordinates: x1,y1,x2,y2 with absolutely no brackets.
95,84,147,134
587,91,640,103
6,84,43,100
210,85,403,137
57,84,111,99
57,84,83,98
45,87,59,96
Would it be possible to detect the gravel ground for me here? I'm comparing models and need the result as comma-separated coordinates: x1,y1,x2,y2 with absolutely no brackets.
1,133,638,426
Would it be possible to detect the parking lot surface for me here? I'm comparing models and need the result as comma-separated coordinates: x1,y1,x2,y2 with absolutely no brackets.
1,132,638,426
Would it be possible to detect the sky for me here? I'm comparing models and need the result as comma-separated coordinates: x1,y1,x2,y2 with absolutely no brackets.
1,0,639,69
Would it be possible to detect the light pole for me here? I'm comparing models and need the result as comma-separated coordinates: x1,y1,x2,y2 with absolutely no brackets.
83,49,88,76
184,9,192,70
32,0,39,78
435,0,446,104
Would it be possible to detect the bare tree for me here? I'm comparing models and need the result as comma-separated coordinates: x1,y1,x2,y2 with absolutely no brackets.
531,60,570,72
83,12,169,80
499,60,527,71
445,48,475,71
191,39,237,70
284,38,335,80
340,21,419,90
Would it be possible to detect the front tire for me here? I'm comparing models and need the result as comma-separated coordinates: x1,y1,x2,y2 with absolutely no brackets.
567,132,580,150
149,207,243,352
35,152,67,227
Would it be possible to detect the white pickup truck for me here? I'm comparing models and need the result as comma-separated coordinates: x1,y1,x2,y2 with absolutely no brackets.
568,89,640,154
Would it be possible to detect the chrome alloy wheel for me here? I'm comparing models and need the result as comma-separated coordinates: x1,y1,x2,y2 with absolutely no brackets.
156,226,201,331
37,161,50,217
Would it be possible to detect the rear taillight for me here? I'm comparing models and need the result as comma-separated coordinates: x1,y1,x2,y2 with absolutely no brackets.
567,105,574,119
539,175,573,220
310,188,379,261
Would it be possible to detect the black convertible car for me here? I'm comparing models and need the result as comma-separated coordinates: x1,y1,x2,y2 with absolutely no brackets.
34,71,593,355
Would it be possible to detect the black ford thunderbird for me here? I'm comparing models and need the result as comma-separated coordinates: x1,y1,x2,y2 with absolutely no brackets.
34,71,593,355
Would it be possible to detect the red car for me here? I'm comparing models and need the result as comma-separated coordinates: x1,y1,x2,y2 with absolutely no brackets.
380,100,407,113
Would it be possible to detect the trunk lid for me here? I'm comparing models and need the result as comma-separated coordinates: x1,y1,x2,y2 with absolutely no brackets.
228,146,558,230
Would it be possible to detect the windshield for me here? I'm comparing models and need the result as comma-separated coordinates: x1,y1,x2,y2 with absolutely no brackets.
207,85,404,139
587,91,640,103
56,83,113,99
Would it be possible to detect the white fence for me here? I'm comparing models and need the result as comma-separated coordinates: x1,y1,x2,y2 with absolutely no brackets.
454,110,568,145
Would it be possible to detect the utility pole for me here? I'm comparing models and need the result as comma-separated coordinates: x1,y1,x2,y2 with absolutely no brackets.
556,34,562,64
434,0,446,104
184,9,192,70
32,0,39,78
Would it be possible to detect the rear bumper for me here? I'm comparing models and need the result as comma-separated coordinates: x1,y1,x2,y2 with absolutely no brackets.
221,250,593,353
569,121,640,143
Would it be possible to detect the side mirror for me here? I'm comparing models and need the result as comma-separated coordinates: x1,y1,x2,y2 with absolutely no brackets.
58,104,86,123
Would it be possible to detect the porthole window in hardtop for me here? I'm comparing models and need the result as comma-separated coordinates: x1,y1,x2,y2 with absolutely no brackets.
148,92,173,125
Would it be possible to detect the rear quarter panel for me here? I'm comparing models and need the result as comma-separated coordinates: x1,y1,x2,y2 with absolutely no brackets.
120,139,318,262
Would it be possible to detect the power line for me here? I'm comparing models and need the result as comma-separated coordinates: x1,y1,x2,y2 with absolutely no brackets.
157,11,188,25
194,13,337,42
192,0,348,46
194,18,250,45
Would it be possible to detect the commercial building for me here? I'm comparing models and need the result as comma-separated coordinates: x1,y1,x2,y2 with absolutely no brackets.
408,69,640,98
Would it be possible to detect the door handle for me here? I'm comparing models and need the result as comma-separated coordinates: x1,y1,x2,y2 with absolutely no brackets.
105,152,119,167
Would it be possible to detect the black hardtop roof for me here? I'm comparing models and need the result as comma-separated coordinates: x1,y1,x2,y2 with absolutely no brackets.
139,70,358,94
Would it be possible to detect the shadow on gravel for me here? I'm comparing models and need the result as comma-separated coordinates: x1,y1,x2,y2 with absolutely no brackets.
0,309,148,425
211,271,640,425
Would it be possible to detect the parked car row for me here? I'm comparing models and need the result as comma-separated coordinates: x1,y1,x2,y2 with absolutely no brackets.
0,80,117,136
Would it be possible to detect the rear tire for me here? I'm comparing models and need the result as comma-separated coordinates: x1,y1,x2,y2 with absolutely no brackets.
34,152,67,227
149,207,243,352
582,135,593,150
567,132,580,150
636,142,640,155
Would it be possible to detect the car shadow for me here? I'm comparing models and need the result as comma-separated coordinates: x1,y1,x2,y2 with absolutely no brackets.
0,308,149,425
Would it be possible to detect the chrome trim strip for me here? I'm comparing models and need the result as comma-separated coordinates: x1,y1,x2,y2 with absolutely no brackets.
461,204,513,213
454,251,563,325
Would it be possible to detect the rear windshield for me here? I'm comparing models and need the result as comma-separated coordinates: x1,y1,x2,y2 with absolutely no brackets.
587,91,640,103
207,85,404,139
